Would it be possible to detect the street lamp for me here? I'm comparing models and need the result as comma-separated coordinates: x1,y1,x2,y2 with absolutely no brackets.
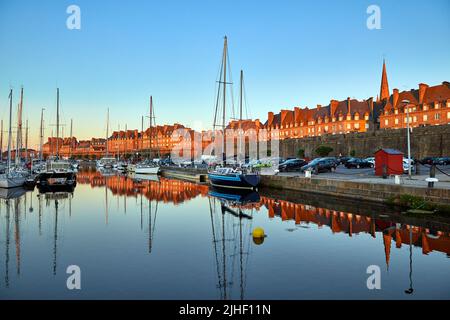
401,99,412,179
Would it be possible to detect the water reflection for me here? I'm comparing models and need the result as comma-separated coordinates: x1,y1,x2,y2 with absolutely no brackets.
0,169,449,299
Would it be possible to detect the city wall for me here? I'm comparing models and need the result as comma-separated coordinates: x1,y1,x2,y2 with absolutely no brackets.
279,124,450,159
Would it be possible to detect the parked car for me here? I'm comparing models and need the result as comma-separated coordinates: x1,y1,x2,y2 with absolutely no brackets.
364,157,375,165
300,158,337,173
278,159,308,172
402,157,415,165
419,157,439,165
436,157,450,165
338,156,352,165
320,157,340,166
345,158,374,169
403,159,416,173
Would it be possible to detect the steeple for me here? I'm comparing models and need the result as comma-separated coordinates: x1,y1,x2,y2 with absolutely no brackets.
379,59,390,102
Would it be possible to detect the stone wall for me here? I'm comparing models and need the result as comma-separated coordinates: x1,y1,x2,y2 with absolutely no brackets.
259,175,450,205
279,124,450,159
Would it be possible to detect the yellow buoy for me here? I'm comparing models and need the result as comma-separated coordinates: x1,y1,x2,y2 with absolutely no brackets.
252,227,265,239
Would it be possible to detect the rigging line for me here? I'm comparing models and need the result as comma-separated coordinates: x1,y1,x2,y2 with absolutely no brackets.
226,50,235,121
243,77,251,120
213,51,225,132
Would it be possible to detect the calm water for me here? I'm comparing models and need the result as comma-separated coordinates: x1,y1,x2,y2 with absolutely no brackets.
1,169,449,300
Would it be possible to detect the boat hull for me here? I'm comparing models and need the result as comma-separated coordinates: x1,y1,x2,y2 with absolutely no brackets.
208,172,260,190
36,171,77,188
135,166,160,175
0,176,26,189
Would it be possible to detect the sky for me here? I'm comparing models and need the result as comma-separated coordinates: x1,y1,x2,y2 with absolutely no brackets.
0,0,449,148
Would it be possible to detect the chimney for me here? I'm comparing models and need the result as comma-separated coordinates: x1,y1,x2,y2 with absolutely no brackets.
393,88,399,107
419,83,429,104
347,97,351,115
330,100,339,118
281,110,289,124
368,97,374,117
268,111,274,126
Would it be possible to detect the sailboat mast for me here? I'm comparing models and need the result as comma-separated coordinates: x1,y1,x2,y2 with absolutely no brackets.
149,96,152,159
106,108,109,157
222,36,227,164
15,87,23,166
141,115,144,152
69,119,73,158
39,108,44,161
240,70,243,122
56,88,60,157
25,119,28,162
7,89,13,174
239,70,243,160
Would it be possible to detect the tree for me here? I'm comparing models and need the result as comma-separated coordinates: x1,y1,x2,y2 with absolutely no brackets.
315,145,333,157
350,150,356,157
297,148,305,158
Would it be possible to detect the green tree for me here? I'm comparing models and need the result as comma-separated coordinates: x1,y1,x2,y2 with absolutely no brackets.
350,150,356,157
297,148,305,158
315,145,333,157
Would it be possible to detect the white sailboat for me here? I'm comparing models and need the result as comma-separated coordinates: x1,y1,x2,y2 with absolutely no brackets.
134,96,159,175
36,88,76,190
0,89,26,189
97,108,117,169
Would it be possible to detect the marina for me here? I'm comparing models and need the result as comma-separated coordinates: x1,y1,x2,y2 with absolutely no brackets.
1,168,449,299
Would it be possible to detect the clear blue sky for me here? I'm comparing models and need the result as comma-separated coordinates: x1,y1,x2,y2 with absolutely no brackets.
1,0,449,147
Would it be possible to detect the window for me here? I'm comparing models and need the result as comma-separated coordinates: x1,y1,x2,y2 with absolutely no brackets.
413,116,417,123
384,119,388,126
395,109,398,115
435,113,441,120
395,118,399,125
355,123,360,129
347,124,351,129
448,111,450,119
423,114,428,122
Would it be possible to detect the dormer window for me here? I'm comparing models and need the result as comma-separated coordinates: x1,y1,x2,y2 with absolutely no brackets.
346,114,351,120
354,113,360,121
394,109,398,115
423,105,428,111
435,103,439,109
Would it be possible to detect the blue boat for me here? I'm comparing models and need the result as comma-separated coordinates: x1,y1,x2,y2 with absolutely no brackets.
208,167,260,190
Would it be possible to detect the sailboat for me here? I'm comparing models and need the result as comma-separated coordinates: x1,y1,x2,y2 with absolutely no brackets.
134,96,160,175
0,89,27,189
97,108,117,169
36,88,77,190
207,37,260,190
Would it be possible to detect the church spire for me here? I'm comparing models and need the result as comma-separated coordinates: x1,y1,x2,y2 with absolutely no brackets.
379,59,390,102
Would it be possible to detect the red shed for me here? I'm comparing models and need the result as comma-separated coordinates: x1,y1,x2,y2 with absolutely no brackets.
375,148,404,176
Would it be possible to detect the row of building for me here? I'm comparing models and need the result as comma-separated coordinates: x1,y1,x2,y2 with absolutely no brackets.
42,61,450,159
